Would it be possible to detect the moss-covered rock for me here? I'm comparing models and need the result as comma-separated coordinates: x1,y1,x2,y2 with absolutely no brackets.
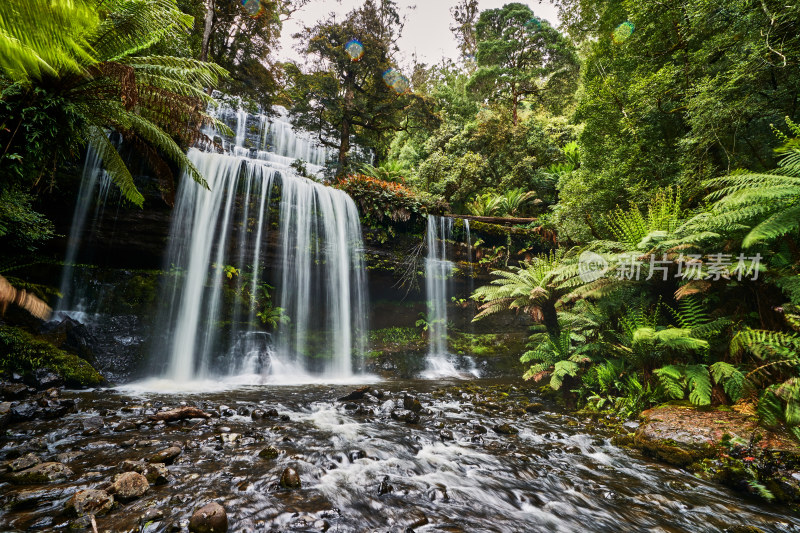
0,325,103,387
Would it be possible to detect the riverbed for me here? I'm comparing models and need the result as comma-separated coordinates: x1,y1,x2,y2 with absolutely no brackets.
2,379,798,532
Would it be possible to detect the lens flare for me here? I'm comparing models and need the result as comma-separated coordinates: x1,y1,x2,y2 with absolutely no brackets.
241,0,261,17
345,39,364,61
382,68,409,94
612,21,635,44
526,18,542,31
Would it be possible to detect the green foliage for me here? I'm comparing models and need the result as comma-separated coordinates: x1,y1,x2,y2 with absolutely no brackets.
0,188,55,250
0,325,103,387
686,120,800,249
605,187,683,249
552,0,800,242
335,174,443,226
472,249,565,336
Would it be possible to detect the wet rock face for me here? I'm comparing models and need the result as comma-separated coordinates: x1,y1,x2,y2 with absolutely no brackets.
8,462,73,484
109,471,149,501
66,489,114,517
189,502,228,533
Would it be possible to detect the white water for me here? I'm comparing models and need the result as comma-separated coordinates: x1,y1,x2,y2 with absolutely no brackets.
152,105,368,383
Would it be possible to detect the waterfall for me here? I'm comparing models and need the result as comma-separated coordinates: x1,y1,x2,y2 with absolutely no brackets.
152,105,368,383
423,215,479,378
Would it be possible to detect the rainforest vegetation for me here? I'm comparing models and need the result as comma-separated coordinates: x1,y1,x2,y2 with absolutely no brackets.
1,0,800,443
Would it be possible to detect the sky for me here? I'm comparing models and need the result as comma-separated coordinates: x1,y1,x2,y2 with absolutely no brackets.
277,0,561,67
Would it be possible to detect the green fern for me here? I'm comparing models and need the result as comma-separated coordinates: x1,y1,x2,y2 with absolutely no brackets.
709,362,746,402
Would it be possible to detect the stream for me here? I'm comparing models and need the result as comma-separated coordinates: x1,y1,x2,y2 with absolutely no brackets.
2,379,798,532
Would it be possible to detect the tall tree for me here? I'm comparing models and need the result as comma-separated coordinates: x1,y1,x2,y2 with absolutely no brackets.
189,0,309,108
467,3,579,125
287,0,436,174
450,0,479,64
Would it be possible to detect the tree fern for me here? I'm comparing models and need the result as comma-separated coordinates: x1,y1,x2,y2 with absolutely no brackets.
691,119,800,248
0,0,228,205
685,364,712,406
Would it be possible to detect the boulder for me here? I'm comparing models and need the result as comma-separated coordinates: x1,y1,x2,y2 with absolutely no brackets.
390,409,420,424
8,453,41,472
109,471,149,501
10,401,38,422
1,382,32,400
65,489,114,517
493,423,519,435
189,502,228,533
150,445,181,464
280,467,301,489
258,446,279,460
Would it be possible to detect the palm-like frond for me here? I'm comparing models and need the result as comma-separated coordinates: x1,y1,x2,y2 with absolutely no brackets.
472,249,564,321
0,0,228,205
0,0,98,79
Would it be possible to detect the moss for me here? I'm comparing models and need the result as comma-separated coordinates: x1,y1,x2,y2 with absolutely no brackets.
0,325,103,387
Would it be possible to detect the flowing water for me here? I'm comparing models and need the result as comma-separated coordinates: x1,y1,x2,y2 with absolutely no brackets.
2,381,798,532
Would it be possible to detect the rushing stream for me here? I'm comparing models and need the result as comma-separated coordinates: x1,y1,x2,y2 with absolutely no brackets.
2,380,799,532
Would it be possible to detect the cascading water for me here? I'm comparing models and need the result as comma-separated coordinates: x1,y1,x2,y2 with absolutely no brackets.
151,105,368,384
423,216,478,378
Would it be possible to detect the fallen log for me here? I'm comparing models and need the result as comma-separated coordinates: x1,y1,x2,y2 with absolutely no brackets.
149,407,211,422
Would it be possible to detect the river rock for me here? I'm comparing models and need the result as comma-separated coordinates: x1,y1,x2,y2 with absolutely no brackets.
338,386,370,402
1,382,32,400
28,368,63,390
258,446,279,460
7,452,41,472
149,406,211,422
66,489,114,517
6,487,69,510
119,459,171,485
10,401,38,422
403,395,423,412
525,403,545,414
150,445,181,464
439,429,454,441
109,471,149,500
493,423,519,435
8,462,73,484
56,451,84,464
391,409,420,424
82,415,104,435
188,501,228,533
280,467,301,489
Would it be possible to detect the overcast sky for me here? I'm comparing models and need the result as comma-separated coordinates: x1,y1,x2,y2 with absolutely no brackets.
278,0,560,67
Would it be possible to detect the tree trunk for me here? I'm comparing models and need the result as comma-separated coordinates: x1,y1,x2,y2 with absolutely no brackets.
338,76,354,177
338,119,351,177
200,0,215,62
511,90,519,127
